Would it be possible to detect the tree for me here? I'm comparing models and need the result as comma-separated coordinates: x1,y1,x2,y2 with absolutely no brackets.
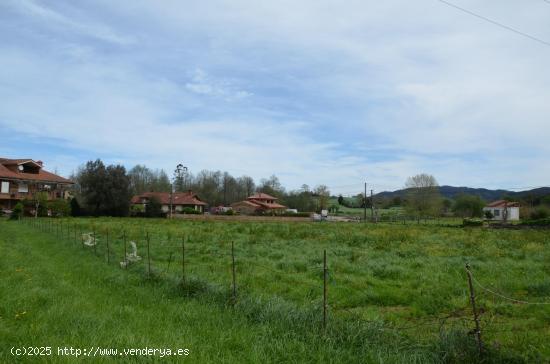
314,185,330,211
103,164,131,216
337,195,344,205
237,176,255,198
452,194,485,218
78,159,131,216
404,174,442,217
258,175,285,198
128,165,154,195
144,195,163,217
70,197,81,216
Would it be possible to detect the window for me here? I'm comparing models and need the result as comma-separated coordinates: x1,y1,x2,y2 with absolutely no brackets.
1,181,9,194
18,183,28,193
493,209,500,217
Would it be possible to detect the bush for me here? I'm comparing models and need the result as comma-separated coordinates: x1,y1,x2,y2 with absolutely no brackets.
145,196,163,217
70,198,82,216
521,218,550,226
181,207,201,214
463,218,483,227
49,199,70,217
10,202,24,220
484,210,494,219
224,209,235,215
530,207,550,220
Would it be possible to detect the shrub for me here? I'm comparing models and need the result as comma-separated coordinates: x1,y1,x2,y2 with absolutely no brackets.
463,218,483,227
521,218,550,226
145,196,163,217
10,202,24,220
484,210,494,219
224,209,235,215
530,207,550,220
49,199,70,217
181,207,201,214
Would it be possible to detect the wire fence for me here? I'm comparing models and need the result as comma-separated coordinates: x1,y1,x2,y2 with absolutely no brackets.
19,217,550,357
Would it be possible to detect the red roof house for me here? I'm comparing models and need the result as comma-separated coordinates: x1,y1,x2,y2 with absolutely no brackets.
231,192,286,215
0,158,74,209
131,191,207,214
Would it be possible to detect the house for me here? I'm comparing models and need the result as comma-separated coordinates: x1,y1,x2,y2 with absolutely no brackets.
231,192,286,215
0,158,74,210
130,191,207,214
483,200,520,221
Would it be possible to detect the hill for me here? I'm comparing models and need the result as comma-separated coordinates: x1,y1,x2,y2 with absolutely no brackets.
375,186,550,201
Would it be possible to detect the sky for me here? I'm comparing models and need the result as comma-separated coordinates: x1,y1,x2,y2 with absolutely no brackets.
1,0,549,195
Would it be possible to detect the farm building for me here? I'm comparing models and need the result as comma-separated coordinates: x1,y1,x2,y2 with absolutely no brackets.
0,158,74,210
483,200,520,221
231,192,286,215
131,191,207,214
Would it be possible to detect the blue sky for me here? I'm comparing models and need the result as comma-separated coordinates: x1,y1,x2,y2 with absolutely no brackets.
1,0,549,195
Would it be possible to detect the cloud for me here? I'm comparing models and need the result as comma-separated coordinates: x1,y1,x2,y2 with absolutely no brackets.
1,0,550,193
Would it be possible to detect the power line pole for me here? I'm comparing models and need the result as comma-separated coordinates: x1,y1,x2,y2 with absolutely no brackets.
364,182,367,223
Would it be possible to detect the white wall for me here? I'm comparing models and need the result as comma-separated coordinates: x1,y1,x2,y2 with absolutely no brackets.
483,207,519,221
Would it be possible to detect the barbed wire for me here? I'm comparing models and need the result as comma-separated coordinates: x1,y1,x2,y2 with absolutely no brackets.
471,273,550,305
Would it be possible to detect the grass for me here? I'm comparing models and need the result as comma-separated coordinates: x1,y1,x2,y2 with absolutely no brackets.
2,217,549,362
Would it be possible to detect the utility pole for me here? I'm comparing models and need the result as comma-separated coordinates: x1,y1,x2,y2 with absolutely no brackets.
364,182,367,223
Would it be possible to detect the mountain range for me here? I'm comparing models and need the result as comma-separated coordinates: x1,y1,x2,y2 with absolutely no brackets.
376,186,550,201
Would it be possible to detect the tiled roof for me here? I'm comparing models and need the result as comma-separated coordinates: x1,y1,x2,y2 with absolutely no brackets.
0,158,73,184
247,192,278,200
131,191,207,206
486,200,520,208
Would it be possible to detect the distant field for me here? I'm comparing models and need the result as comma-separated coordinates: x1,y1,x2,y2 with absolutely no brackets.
2,217,549,363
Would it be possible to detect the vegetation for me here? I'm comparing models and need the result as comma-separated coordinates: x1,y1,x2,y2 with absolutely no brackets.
4,217,549,362
76,159,131,216
453,194,485,218
405,174,442,218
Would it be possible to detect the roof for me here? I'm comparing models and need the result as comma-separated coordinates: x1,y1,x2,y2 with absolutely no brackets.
232,198,286,210
247,192,278,200
485,200,520,208
131,191,207,206
0,158,73,184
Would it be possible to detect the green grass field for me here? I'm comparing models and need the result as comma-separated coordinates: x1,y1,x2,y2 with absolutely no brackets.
1,217,549,363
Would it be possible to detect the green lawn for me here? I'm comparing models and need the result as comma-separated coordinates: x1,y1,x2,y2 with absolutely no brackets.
1,218,549,363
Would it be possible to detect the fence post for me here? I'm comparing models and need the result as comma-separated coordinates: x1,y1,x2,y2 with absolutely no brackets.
80,226,84,249
181,235,186,284
323,249,327,331
93,226,97,256
147,232,151,277
465,263,483,356
106,228,110,264
123,231,128,269
231,241,237,304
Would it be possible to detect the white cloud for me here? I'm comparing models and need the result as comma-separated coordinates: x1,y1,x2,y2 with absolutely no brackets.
1,0,550,193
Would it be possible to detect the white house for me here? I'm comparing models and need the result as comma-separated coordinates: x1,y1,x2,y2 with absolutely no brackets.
483,200,520,221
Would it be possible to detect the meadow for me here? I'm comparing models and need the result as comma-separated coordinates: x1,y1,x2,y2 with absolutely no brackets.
1,217,549,363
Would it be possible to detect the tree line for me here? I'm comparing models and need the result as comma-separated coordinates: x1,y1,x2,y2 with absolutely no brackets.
70,159,332,216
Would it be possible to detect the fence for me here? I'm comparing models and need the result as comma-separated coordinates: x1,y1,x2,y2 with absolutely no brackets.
19,217,550,358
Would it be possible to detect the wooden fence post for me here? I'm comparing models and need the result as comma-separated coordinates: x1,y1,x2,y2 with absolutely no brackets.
465,263,483,356
147,232,151,277
231,241,237,304
181,235,186,284
123,231,128,269
323,249,328,331
106,228,110,264
93,226,97,256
